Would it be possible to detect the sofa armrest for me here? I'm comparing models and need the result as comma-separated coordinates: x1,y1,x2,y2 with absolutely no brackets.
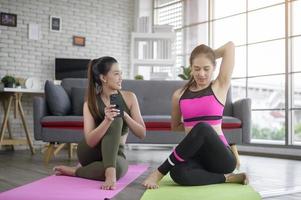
233,98,252,144
33,96,48,140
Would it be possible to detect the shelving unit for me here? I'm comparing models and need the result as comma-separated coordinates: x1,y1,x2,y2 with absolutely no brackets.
130,32,176,80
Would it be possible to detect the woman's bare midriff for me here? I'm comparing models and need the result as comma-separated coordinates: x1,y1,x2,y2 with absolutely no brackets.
184,124,223,135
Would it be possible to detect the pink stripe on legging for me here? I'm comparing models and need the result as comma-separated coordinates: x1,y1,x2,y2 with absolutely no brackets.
219,134,229,146
173,149,185,162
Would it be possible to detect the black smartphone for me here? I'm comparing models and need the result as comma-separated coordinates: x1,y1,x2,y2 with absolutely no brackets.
109,93,124,117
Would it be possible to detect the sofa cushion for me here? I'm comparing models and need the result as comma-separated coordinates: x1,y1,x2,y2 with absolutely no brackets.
71,87,86,115
45,80,71,116
142,115,241,130
143,115,171,131
122,80,185,115
41,115,241,132
41,116,83,130
222,116,241,129
61,78,88,97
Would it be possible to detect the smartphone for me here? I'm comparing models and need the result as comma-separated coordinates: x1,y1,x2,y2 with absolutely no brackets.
109,93,124,117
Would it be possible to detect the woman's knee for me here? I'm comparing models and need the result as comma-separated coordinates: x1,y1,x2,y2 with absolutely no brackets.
107,118,123,132
188,122,213,139
170,165,191,186
224,155,236,173
192,122,212,130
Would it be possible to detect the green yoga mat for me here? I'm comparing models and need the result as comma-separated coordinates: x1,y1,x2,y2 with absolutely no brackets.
141,174,261,200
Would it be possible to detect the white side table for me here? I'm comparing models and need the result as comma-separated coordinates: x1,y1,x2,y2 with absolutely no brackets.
0,88,44,154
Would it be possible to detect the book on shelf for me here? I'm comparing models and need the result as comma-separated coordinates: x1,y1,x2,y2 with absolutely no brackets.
137,16,150,33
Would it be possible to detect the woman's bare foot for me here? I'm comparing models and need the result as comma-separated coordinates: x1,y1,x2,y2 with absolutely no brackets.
101,167,116,190
53,165,79,176
142,169,164,189
225,172,249,185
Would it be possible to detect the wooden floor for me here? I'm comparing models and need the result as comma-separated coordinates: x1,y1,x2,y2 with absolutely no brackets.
1,146,301,200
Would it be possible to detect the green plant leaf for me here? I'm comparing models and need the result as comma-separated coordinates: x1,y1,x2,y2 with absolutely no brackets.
178,74,188,80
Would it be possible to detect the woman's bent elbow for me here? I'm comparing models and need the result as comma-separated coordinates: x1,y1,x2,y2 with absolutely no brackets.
138,130,146,139
84,136,96,148
227,41,235,48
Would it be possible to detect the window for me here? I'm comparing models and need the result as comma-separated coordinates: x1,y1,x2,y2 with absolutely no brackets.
153,0,300,146
292,37,301,72
248,0,284,11
213,0,246,19
213,14,246,48
248,40,285,76
215,46,246,78
292,0,301,36
291,0,301,145
184,0,208,25
184,23,208,55
154,2,182,29
232,46,247,78
292,73,301,109
248,75,285,110
154,0,183,78
293,110,301,145
251,110,285,144
248,4,285,43
231,78,247,102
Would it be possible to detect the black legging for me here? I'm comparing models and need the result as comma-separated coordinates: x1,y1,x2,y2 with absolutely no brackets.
158,122,236,186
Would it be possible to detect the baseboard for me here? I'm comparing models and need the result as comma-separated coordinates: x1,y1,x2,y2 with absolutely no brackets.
238,144,301,160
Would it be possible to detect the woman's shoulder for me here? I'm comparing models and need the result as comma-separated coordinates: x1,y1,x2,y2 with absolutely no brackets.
120,90,135,98
119,90,137,110
173,87,185,100
119,90,138,104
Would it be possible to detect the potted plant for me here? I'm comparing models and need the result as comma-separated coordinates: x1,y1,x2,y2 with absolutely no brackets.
15,80,21,88
15,77,25,89
178,66,191,80
1,75,16,88
134,74,144,80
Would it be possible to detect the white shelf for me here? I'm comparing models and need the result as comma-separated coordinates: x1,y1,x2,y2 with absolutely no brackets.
130,31,176,80
1,87,44,93
133,59,175,66
131,32,176,40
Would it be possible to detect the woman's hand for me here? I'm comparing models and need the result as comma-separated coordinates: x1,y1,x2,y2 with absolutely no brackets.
104,105,120,122
121,91,146,139
122,111,130,119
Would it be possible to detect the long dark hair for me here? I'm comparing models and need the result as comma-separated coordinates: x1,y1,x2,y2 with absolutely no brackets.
182,44,216,91
86,56,118,121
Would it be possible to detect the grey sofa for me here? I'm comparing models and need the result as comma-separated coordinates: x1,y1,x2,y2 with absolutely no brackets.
34,78,251,162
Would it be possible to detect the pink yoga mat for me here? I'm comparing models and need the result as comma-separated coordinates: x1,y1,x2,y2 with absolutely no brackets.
0,164,148,200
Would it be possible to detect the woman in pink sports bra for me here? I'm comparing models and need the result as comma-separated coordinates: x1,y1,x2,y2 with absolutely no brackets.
143,42,248,189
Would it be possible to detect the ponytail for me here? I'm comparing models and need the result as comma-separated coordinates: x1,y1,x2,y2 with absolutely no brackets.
85,56,118,122
86,60,101,122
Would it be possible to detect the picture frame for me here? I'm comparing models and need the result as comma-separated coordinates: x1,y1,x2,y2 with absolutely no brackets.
73,36,85,46
0,12,17,27
50,16,61,32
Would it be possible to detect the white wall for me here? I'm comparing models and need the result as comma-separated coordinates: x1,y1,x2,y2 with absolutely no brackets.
0,0,135,149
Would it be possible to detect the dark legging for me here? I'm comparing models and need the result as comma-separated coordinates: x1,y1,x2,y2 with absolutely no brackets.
75,118,128,181
158,122,236,186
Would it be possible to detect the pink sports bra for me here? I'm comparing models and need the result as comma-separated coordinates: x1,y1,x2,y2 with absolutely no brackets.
179,82,229,146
